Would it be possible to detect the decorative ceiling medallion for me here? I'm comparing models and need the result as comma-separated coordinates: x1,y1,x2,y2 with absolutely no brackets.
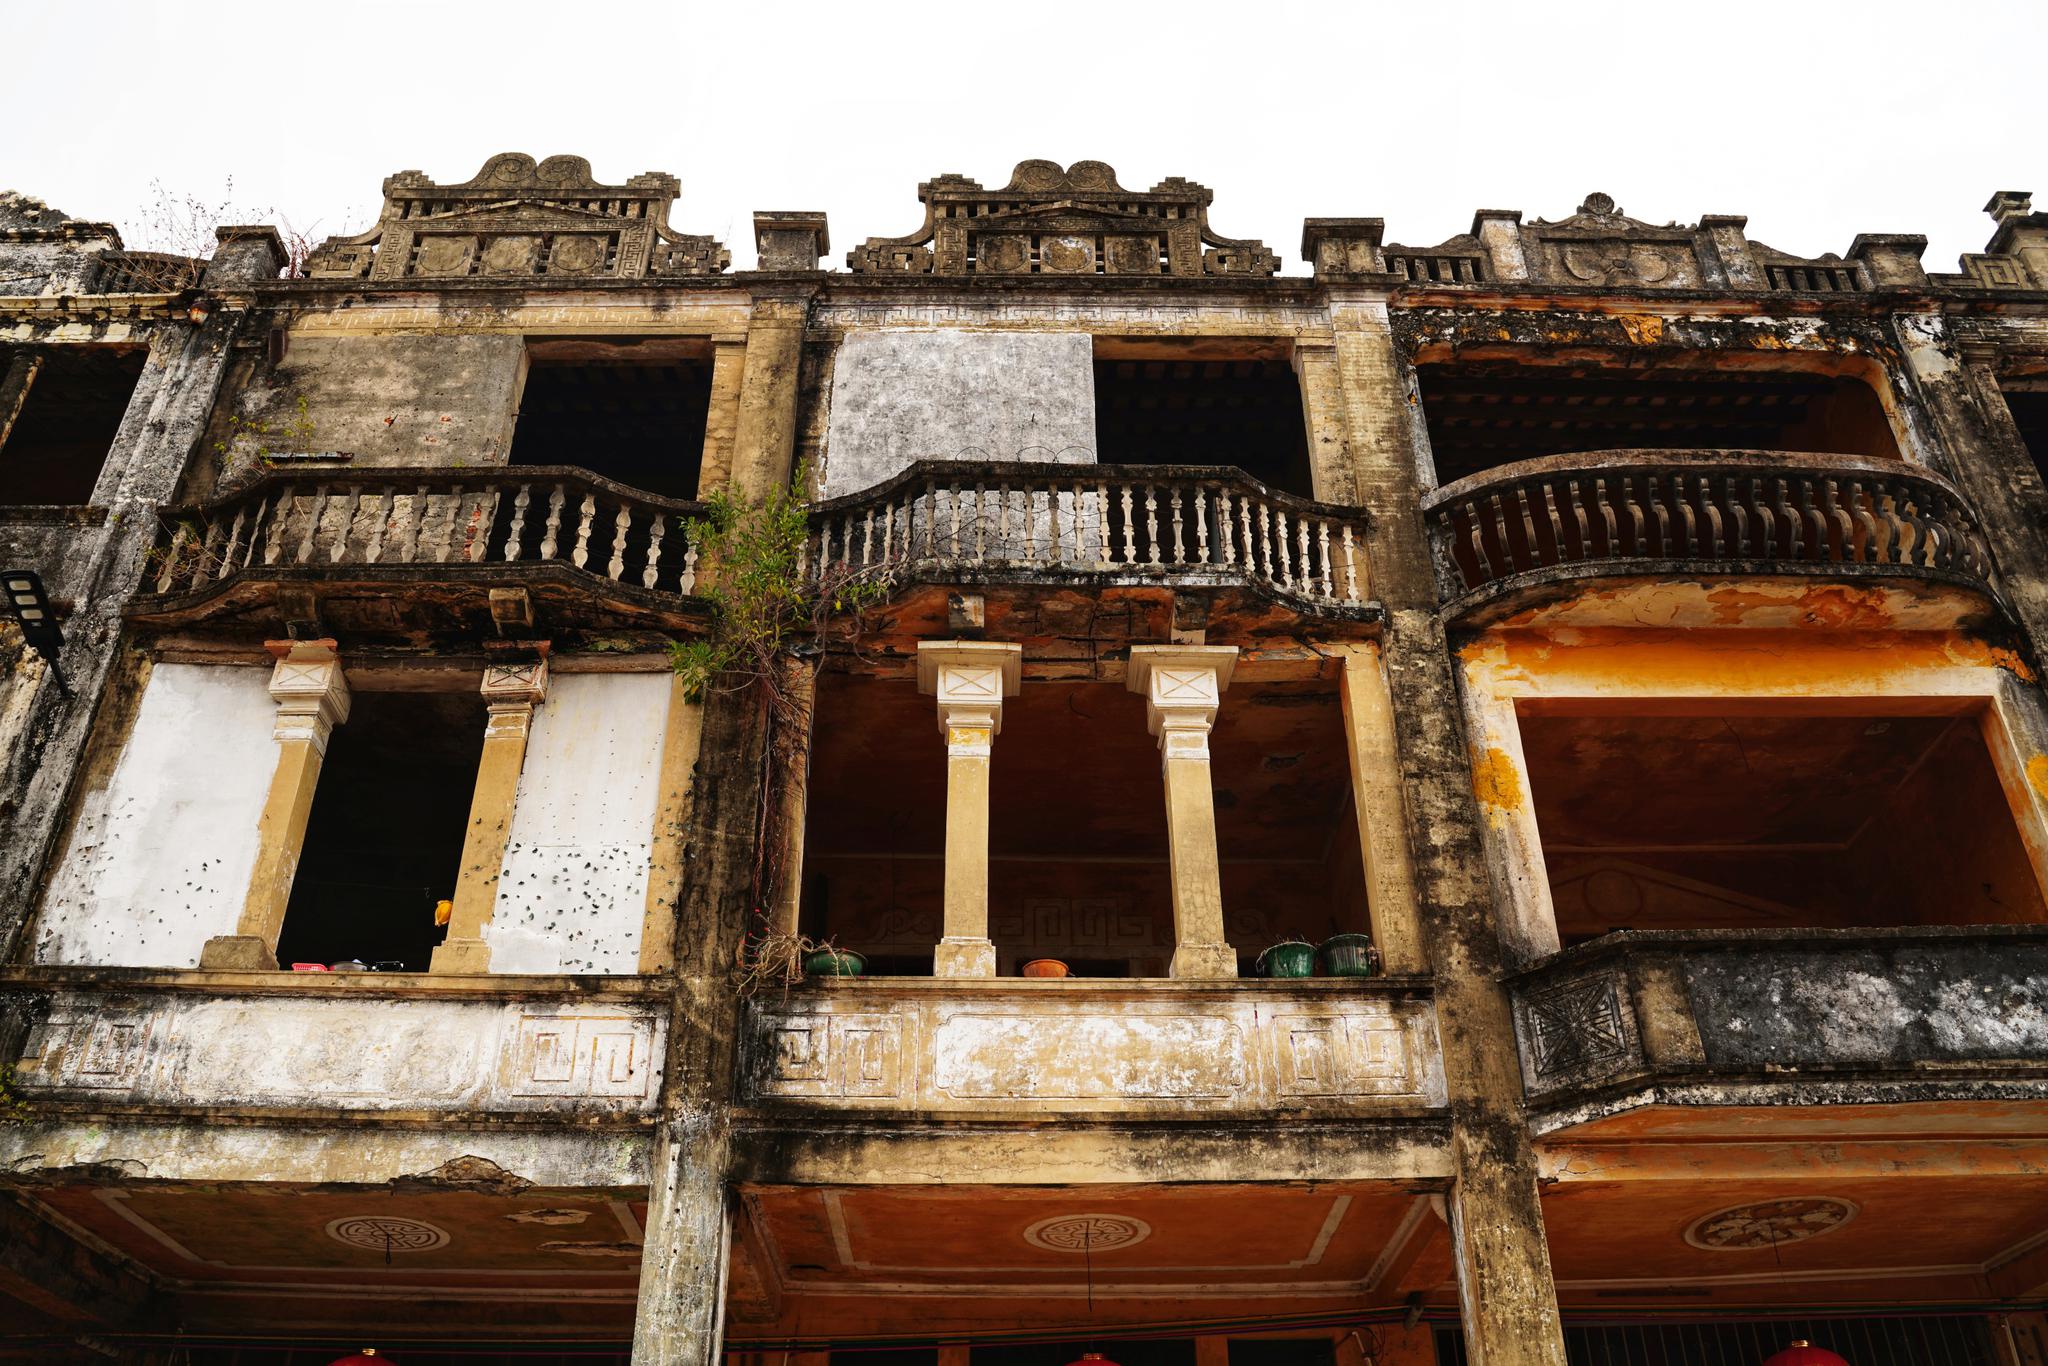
1023,1213,1152,1252
325,1215,452,1253
1683,1198,1858,1251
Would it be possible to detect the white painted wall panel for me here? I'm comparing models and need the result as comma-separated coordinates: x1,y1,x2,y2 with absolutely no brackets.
821,330,1097,498
34,664,276,967
487,672,671,974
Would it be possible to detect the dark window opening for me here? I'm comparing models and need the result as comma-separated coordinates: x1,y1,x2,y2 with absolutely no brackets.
1521,707,2047,941
1228,1340,1336,1366
1437,1314,1995,1366
1417,362,1901,487
0,345,147,506
832,1351,938,1366
2000,383,2048,481
508,347,712,500
274,690,487,972
1093,358,1314,498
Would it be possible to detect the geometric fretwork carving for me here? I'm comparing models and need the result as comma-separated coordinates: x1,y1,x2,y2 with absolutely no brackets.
1518,973,1636,1083
305,153,728,282
849,159,1277,278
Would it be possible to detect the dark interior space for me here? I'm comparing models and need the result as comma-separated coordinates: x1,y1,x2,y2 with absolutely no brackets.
0,345,147,505
1093,358,1314,498
274,690,487,972
1227,1338,1337,1366
508,343,712,499
974,1339,1196,1366
1519,707,2046,943
1417,362,1901,486
2001,383,2048,481
1437,1315,1995,1366
800,674,1365,976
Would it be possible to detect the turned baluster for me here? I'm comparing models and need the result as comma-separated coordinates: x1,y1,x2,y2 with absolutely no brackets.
539,485,565,561
1096,483,1112,566
975,484,989,561
1540,481,1567,562
192,518,224,591
862,508,876,568
1512,484,1539,569
362,489,392,564
1024,484,1039,563
571,493,596,569
1218,488,1236,566
1317,521,1333,598
1591,478,1618,558
1277,508,1295,589
219,506,250,580
1072,482,1087,566
1119,485,1136,564
924,478,938,557
1196,487,1212,565
1170,485,1186,565
297,487,329,565
395,486,426,563
503,484,531,561
605,504,630,579
156,523,190,593
1144,485,1160,565
643,513,666,590
681,531,702,595
1564,477,1591,560
1847,481,1879,563
1340,525,1360,603
1295,512,1311,589
949,483,962,558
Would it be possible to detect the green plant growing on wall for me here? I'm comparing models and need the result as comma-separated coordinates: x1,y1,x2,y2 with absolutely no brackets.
667,463,891,708
214,393,316,476
0,1065,32,1126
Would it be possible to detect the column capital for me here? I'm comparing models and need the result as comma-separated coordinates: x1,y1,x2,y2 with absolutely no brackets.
1127,645,1237,744
917,640,1022,741
263,638,350,746
480,656,550,733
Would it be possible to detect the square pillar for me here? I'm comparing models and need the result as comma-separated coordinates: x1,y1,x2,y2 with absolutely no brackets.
199,640,351,971
431,655,550,974
917,641,1022,977
1127,645,1238,979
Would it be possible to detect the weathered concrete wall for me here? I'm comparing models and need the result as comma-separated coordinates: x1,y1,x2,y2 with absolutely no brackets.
489,672,671,974
16,989,663,1117
820,331,1096,498
32,663,274,968
744,980,1444,1115
218,333,526,477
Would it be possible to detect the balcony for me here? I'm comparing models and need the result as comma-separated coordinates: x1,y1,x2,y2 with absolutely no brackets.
1507,926,2048,1119
740,976,1443,1118
1423,451,2000,624
807,460,1374,617
129,465,712,634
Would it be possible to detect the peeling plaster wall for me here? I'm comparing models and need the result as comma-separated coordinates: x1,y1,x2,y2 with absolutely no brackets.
820,330,1096,498
220,333,526,474
489,672,671,973
32,664,274,968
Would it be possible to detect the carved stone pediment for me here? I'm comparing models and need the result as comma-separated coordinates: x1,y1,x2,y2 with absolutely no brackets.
1528,192,1703,289
304,152,728,283
849,158,1278,278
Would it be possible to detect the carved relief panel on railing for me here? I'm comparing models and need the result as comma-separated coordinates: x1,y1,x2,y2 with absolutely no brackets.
848,160,1278,278
304,153,729,282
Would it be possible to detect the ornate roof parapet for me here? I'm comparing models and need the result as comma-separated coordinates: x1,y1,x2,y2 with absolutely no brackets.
1362,192,1891,296
0,191,135,295
848,159,1279,278
1938,190,2048,291
302,153,729,283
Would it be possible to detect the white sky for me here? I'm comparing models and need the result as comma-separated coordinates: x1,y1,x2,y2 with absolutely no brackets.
4,0,2042,276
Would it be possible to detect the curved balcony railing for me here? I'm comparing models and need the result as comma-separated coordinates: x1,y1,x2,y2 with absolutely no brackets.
140,466,708,603
805,461,1372,610
1423,450,1997,606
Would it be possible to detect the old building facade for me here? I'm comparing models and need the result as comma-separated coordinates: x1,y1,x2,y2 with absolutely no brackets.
4,155,2048,1366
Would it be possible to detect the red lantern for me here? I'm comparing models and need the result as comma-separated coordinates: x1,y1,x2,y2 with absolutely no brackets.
1763,1342,1849,1366
1065,1353,1121,1366
326,1352,388,1366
